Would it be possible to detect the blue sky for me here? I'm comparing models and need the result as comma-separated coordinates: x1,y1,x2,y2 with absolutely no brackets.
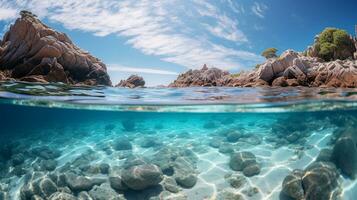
0,0,357,86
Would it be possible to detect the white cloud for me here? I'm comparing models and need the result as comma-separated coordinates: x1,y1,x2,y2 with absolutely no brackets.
108,64,179,75
251,2,268,18
0,2,17,20
0,0,263,71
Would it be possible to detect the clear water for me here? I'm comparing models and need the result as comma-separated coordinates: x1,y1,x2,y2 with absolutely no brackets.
0,81,356,200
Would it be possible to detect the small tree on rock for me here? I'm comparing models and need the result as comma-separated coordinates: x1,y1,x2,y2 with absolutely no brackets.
261,48,278,59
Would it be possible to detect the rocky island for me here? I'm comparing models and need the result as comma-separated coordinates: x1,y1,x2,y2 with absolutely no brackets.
170,28,357,88
0,11,111,86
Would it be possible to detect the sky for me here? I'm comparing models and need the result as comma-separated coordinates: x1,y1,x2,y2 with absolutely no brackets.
0,0,357,86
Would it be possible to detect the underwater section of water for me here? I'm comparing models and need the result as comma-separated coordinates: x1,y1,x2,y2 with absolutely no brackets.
0,81,357,200
0,103,356,200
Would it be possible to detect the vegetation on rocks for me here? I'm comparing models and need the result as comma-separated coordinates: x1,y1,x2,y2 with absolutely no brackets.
311,28,356,61
261,48,278,59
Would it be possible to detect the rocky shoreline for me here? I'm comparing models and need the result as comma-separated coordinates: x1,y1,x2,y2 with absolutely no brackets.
169,50,357,88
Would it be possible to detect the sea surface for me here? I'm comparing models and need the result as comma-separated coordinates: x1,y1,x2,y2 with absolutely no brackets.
0,81,356,200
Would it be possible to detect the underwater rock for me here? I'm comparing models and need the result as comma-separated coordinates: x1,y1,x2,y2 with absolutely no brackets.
20,176,58,200
0,11,111,85
116,75,145,88
216,189,244,200
109,176,127,191
88,183,122,200
315,148,333,162
121,164,163,190
163,176,180,193
140,136,163,148
48,192,77,200
208,138,223,148
99,163,110,174
332,129,357,178
226,132,242,143
122,120,136,132
64,173,103,192
242,164,261,177
112,137,132,151
173,157,197,188
31,146,61,160
302,162,339,200
225,173,246,189
218,143,234,154
229,152,257,171
229,151,260,177
11,153,25,165
281,169,305,200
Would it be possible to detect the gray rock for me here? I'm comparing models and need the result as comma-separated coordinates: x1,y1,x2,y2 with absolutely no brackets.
242,164,260,177
218,143,234,154
121,164,163,190
12,153,25,165
173,157,197,188
112,137,132,151
77,191,92,200
64,173,102,191
302,162,339,200
109,177,127,191
163,177,180,193
89,183,122,200
226,132,241,143
225,173,246,189
216,189,244,200
32,146,61,160
39,178,58,198
140,137,163,148
281,169,304,200
332,130,357,178
229,151,257,171
316,149,332,162
99,163,110,174
49,192,77,200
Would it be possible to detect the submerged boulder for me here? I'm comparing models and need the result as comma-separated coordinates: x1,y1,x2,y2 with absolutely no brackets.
0,11,111,86
121,164,163,190
281,162,339,200
229,152,260,177
332,128,357,178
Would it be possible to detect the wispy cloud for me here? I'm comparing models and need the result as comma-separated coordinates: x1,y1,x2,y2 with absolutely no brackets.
108,64,179,75
0,0,263,71
251,2,268,18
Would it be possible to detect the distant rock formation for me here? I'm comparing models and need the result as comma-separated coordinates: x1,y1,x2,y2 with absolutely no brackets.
116,75,145,88
170,50,357,88
169,64,230,87
230,50,357,88
0,11,111,86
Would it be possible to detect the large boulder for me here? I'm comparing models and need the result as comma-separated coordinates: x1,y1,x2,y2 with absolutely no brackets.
116,75,145,88
281,162,339,200
121,164,163,190
229,152,260,177
0,11,111,86
332,128,357,178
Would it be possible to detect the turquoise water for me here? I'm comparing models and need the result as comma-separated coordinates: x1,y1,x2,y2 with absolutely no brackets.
0,82,357,200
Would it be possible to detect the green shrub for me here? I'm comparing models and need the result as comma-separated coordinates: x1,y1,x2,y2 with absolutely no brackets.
315,28,355,61
261,48,278,59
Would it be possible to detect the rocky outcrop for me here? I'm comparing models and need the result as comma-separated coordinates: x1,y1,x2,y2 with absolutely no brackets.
0,11,111,86
226,50,357,88
169,64,230,87
116,75,145,88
